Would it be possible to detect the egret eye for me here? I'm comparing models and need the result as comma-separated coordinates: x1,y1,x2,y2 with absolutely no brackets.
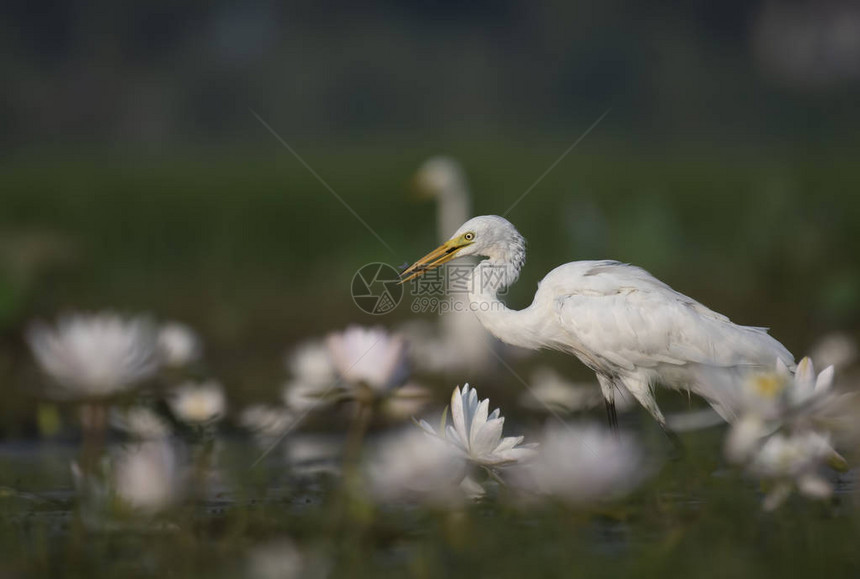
464,232,475,241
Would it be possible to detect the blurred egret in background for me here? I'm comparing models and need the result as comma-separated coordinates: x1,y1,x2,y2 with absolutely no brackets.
413,157,472,242
401,215,796,434
404,157,496,374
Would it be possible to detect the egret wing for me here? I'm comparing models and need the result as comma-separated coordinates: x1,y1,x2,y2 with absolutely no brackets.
552,262,793,371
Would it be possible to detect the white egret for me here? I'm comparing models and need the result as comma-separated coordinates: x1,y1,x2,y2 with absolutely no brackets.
413,156,472,241
404,157,497,374
401,215,795,433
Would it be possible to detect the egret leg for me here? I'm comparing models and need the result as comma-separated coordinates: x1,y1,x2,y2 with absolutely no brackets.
604,398,619,433
660,424,685,459
597,375,619,433
623,376,685,456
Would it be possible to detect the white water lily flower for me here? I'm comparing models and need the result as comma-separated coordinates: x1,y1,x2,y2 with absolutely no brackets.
419,384,536,467
748,430,835,511
286,341,337,387
701,357,850,474
27,312,159,399
724,414,776,464
113,440,180,513
789,356,836,408
508,423,645,505
240,404,294,447
326,326,409,392
366,428,467,506
169,381,226,424
810,332,857,371
247,539,330,579
714,357,847,509
729,358,796,420
706,357,841,425
282,328,410,413
73,439,181,519
281,341,339,412
719,357,847,463
282,379,329,413
157,321,202,367
110,406,172,440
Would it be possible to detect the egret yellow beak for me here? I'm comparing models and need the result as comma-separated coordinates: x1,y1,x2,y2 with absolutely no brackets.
400,237,471,284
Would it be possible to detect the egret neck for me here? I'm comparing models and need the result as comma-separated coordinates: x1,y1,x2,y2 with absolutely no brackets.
467,236,542,351
438,182,470,241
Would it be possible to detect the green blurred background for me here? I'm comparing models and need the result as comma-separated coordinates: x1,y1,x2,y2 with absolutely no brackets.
2,0,860,435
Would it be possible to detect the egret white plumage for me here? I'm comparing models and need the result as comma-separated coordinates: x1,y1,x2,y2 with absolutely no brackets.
401,215,796,433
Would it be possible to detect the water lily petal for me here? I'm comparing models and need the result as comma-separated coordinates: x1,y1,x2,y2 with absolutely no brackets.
469,416,504,460
493,435,524,454
725,416,770,464
468,399,490,450
417,419,439,437
450,386,468,446
464,386,479,433
459,475,486,499
497,445,538,463
445,424,467,451
814,365,834,393
795,357,815,397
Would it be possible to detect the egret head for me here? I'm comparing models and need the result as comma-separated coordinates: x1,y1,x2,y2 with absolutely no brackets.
412,156,466,199
400,215,525,283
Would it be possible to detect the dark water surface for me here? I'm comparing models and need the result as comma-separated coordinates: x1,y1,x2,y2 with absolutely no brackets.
1,434,859,579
